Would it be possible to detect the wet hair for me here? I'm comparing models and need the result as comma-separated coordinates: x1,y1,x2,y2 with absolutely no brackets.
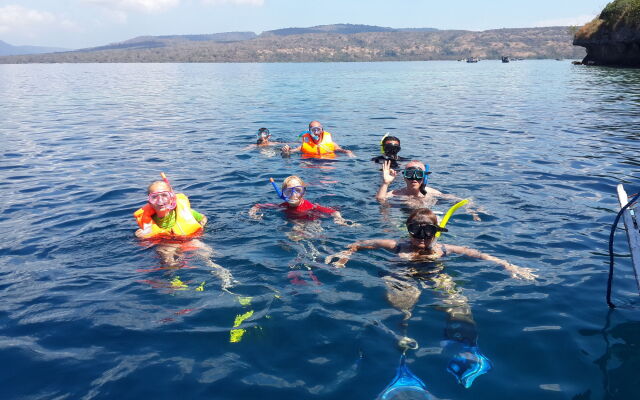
406,208,438,225
258,127,270,134
147,180,170,194
282,175,305,190
382,135,401,145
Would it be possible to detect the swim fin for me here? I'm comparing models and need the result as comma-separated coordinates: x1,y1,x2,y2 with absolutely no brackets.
376,355,433,400
446,345,492,388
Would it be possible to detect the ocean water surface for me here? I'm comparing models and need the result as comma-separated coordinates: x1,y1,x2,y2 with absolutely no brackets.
0,60,639,400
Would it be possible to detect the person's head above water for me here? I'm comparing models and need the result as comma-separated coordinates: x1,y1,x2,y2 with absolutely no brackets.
381,135,401,158
147,180,176,215
257,127,271,145
308,121,324,141
406,208,447,249
402,160,429,194
281,175,307,207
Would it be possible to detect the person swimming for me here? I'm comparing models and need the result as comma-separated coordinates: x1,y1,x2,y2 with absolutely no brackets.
280,121,355,158
326,208,534,278
249,175,358,226
376,159,481,220
371,134,410,170
325,208,535,387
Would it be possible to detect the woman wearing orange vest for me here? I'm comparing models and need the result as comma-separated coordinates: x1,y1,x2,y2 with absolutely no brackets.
281,121,355,158
134,176,207,239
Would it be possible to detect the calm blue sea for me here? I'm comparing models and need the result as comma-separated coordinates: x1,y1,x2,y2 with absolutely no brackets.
0,60,639,400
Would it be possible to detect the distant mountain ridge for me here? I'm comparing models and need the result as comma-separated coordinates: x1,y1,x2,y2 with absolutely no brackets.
0,24,584,63
0,40,68,56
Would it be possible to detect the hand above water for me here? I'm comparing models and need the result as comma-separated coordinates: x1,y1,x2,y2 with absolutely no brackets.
381,159,397,185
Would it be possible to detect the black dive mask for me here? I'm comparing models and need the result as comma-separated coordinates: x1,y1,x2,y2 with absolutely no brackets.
383,143,401,157
407,222,447,239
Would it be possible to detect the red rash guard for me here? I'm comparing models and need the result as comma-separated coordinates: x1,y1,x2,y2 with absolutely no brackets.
279,199,336,220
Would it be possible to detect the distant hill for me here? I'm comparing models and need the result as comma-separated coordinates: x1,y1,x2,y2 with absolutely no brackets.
77,32,257,52
261,24,399,36
0,40,68,56
0,25,584,63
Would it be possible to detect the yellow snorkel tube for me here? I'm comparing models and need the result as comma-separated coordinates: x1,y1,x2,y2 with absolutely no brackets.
380,133,389,154
436,199,469,238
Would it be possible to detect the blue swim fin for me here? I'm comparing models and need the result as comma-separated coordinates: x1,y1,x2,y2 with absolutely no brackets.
376,355,433,400
446,345,493,388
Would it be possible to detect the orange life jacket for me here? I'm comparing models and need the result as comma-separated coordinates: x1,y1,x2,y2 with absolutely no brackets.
301,132,337,156
133,193,202,239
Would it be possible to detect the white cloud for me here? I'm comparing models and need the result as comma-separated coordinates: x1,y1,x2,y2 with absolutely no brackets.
534,15,596,27
0,5,78,34
201,0,265,5
82,0,181,13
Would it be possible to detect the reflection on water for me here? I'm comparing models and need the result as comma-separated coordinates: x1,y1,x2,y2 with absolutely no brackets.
0,61,639,400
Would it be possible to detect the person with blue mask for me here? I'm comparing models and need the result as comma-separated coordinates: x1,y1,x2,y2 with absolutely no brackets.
281,120,355,158
376,159,481,221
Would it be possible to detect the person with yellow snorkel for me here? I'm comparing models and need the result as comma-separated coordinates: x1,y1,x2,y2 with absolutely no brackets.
280,121,355,158
371,134,410,170
325,207,536,388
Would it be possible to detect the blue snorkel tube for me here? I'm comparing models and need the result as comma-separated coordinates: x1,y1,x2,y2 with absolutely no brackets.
376,354,433,400
269,178,287,201
419,164,430,196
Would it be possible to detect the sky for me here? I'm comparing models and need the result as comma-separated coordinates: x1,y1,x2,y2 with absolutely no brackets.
0,0,610,49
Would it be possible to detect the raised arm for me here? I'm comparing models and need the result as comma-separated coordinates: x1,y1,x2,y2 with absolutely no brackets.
443,244,537,280
325,239,398,268
375,159,397,202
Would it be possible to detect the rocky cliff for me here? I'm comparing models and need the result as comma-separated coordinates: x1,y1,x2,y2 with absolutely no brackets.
573,0,640,66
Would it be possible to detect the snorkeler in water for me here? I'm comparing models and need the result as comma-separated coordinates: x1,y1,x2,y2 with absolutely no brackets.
281,121,355,158
249,175,358,226
134,177,207,239
326,208,534,278
133,173,235,291
326,208,536,387
376,159,481,220
371,134,410,170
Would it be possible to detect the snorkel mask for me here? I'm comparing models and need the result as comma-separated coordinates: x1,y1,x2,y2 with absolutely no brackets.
149,172,177,210
383,142,401,158
269,178,306,203
380,133,401,156
403,164,430,195
406,222,448,240
258,128,271,139
309,126,323,141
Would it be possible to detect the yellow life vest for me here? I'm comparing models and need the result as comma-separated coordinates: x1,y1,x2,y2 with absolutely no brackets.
301,132,337,156
133,193,203,239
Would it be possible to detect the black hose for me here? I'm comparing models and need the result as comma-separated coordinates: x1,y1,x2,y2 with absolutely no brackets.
607,190,640,308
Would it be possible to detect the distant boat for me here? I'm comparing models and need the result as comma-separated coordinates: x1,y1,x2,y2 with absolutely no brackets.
466,57,478,63
501,56,510,63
